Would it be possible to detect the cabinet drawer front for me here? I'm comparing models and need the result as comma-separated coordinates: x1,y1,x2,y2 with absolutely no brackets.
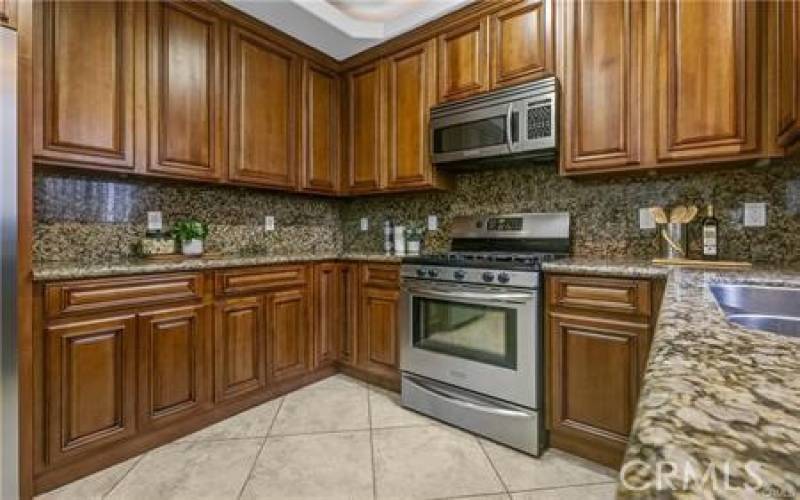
45,274,204,319
361,264,400,288
548,275,650,316
215,265,308,296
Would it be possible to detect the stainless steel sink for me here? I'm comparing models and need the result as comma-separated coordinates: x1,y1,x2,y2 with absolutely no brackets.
709,284,800,338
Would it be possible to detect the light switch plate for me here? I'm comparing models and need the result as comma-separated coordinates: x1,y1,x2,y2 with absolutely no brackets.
638,208,656,230
360,217,369,231
743,203,767,227
264,215,275,232
427,215,438,231
147,211,163,231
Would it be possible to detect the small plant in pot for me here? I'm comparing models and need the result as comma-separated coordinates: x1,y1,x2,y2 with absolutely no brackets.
172,219,209,257
405,224,425,256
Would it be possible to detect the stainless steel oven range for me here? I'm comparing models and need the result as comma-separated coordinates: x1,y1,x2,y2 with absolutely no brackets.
400,213,570,456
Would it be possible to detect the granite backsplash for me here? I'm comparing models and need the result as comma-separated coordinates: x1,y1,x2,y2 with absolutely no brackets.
35,156,800,265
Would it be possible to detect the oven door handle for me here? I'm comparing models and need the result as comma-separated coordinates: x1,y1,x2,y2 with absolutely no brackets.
403,287,534,304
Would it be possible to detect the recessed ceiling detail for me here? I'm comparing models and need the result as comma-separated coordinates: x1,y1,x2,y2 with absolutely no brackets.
224,0,473,60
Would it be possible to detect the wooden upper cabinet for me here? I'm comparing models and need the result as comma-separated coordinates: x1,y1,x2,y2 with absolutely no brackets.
561,0,643,173
438,18,489,102
346,62,384,193
45,315,137,465
489,0,553,89
34,1,135,170
138,304,211,429
267,285,312,384
146,1,223,180
655,0,758,162
229,24,299,189
385,40,438,190
215,296,267,402
1,0,16,30
773,0,800,148
301,61,340,194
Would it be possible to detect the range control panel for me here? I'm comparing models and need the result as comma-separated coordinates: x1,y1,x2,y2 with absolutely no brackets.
400,265,539,289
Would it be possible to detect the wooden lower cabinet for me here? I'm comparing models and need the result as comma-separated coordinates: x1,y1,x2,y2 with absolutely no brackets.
214,296,267,402
34,261,400,494
267,285,312,383
546,274,659,469
137,304,212,430
44,314,137,465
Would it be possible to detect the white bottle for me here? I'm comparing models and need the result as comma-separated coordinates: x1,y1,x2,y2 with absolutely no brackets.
393,225,406,257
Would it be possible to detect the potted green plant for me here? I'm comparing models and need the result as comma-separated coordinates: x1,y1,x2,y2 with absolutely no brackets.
405,224,425,256
172,219,209,257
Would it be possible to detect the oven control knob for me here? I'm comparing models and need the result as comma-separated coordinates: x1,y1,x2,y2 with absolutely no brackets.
416,268,427,278
482,272,495,283
497,272,511,284
427,269,440,278
453,270,466,280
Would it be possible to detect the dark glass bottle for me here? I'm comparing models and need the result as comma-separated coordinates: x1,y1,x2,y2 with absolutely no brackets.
702,205,719,260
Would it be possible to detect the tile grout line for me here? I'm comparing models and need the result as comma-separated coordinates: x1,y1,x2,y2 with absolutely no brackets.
235,396,286,500
506,479,618,495
101,454,146,499
367,384,378,500
476,438,511,495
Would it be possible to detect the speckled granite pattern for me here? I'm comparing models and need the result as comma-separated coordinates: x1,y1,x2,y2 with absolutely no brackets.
616,267,800,499
340,158,800,265
34,172,342,261
33,253,401,281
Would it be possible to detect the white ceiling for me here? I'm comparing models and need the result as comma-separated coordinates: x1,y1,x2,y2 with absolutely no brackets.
224,0,473,60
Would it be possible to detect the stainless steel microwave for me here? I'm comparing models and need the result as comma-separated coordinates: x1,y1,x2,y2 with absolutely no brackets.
430,77,557,166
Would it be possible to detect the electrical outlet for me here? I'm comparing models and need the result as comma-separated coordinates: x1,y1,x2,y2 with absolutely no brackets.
743,203,767,227
639,208,656,230
147,211,163,231
360,217,369,231
427,215,438,231
264,215,275,232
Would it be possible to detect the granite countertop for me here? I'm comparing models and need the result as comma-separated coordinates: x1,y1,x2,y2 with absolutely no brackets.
32,253,402,281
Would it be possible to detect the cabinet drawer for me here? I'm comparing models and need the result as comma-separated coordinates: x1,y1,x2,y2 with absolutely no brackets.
361,264,400,288
548,275,651,317
45,274,204,319
215,265,308,296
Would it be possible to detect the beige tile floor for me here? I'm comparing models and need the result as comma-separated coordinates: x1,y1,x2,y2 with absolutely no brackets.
37,375,618,500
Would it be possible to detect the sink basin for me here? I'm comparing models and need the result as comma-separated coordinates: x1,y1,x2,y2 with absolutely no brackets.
709,284,800,338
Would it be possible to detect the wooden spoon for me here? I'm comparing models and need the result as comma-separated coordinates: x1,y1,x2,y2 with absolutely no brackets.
650,207,668,224
670,205,688,224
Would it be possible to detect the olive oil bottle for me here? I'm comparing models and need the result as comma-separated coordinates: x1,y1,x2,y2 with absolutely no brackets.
702,205,719,260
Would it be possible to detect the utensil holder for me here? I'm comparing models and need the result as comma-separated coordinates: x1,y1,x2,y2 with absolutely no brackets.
660,223,688,260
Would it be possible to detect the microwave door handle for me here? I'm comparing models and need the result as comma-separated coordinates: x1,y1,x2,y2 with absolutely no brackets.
505,103,514,151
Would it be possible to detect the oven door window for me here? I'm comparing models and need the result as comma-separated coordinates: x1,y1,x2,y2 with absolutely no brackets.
412,298,517,369
433,116,508,154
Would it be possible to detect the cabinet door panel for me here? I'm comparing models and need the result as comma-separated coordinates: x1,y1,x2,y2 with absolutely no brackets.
359,286,399,374
268,286,311,383
302,62,340,193
438,19,488,102
775,1,800,147
549,313,647,467
338,264,359,366
147,1,222,179
215,296,266,402
35,1,135,169
346,63,383,192
45,315,136,464
561,0,642,172
656,0,757,161
229,25,298,188
138,304,210,428
386,40,437,190
314,264,339,367
0,0,15,29
490,0,553,88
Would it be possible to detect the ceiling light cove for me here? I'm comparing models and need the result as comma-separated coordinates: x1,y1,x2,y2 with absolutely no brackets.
327,0,426,22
